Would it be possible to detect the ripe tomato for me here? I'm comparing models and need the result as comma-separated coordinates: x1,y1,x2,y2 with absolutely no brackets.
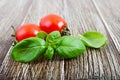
39,14,67,34
16,24,41,42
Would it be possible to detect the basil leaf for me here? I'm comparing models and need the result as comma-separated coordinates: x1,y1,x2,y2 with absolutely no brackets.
79,31,107,48
46,31,61,49
56,36,86,59
36,31,47,39
44,46,54,60
11,37,46,62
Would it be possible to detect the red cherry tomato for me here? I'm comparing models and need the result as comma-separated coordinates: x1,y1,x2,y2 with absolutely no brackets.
16,24,41,42
39,14,67,34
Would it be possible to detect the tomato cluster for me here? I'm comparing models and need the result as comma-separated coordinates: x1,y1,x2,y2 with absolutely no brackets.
16,14,67,42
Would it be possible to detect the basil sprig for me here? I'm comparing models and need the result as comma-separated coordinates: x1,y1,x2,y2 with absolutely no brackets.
46,31,61,49
11,31,107,62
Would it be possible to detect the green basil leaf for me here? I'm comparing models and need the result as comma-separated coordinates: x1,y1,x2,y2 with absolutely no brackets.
36,31,47,39
11,37,46,62
56,36,86,59
44,46,54,60
46,31,61,49
79,31,107,48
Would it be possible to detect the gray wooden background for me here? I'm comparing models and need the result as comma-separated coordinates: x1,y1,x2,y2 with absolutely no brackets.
0,0,120,79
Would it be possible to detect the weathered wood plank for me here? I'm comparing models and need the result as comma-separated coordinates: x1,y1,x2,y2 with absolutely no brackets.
0,0,65,80
0,0,120,79
63,0,120,79
92,0,120,79
0,0,33,65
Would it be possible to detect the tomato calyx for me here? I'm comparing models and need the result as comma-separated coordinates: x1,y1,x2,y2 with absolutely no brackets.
11,26,18,45
11,25,16,37
61,27,71,36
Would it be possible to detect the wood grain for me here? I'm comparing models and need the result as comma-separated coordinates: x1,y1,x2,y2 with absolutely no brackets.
0,0,33,64
0,0,120,79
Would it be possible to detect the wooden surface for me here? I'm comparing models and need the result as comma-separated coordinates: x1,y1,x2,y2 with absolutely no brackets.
0,0,120,79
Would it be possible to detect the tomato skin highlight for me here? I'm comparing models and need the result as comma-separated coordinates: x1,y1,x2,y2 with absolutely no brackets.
16,24,41,42
39,14,67,34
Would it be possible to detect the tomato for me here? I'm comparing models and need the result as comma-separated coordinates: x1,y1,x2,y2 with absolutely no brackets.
16,24,41,42
39,14,67,34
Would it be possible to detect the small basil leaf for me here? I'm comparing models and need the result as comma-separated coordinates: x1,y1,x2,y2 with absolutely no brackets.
44,46,54,60
56,36,86,59
46,31,61,49
79,31,107,48
36,31,47,39
11,37,46,62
